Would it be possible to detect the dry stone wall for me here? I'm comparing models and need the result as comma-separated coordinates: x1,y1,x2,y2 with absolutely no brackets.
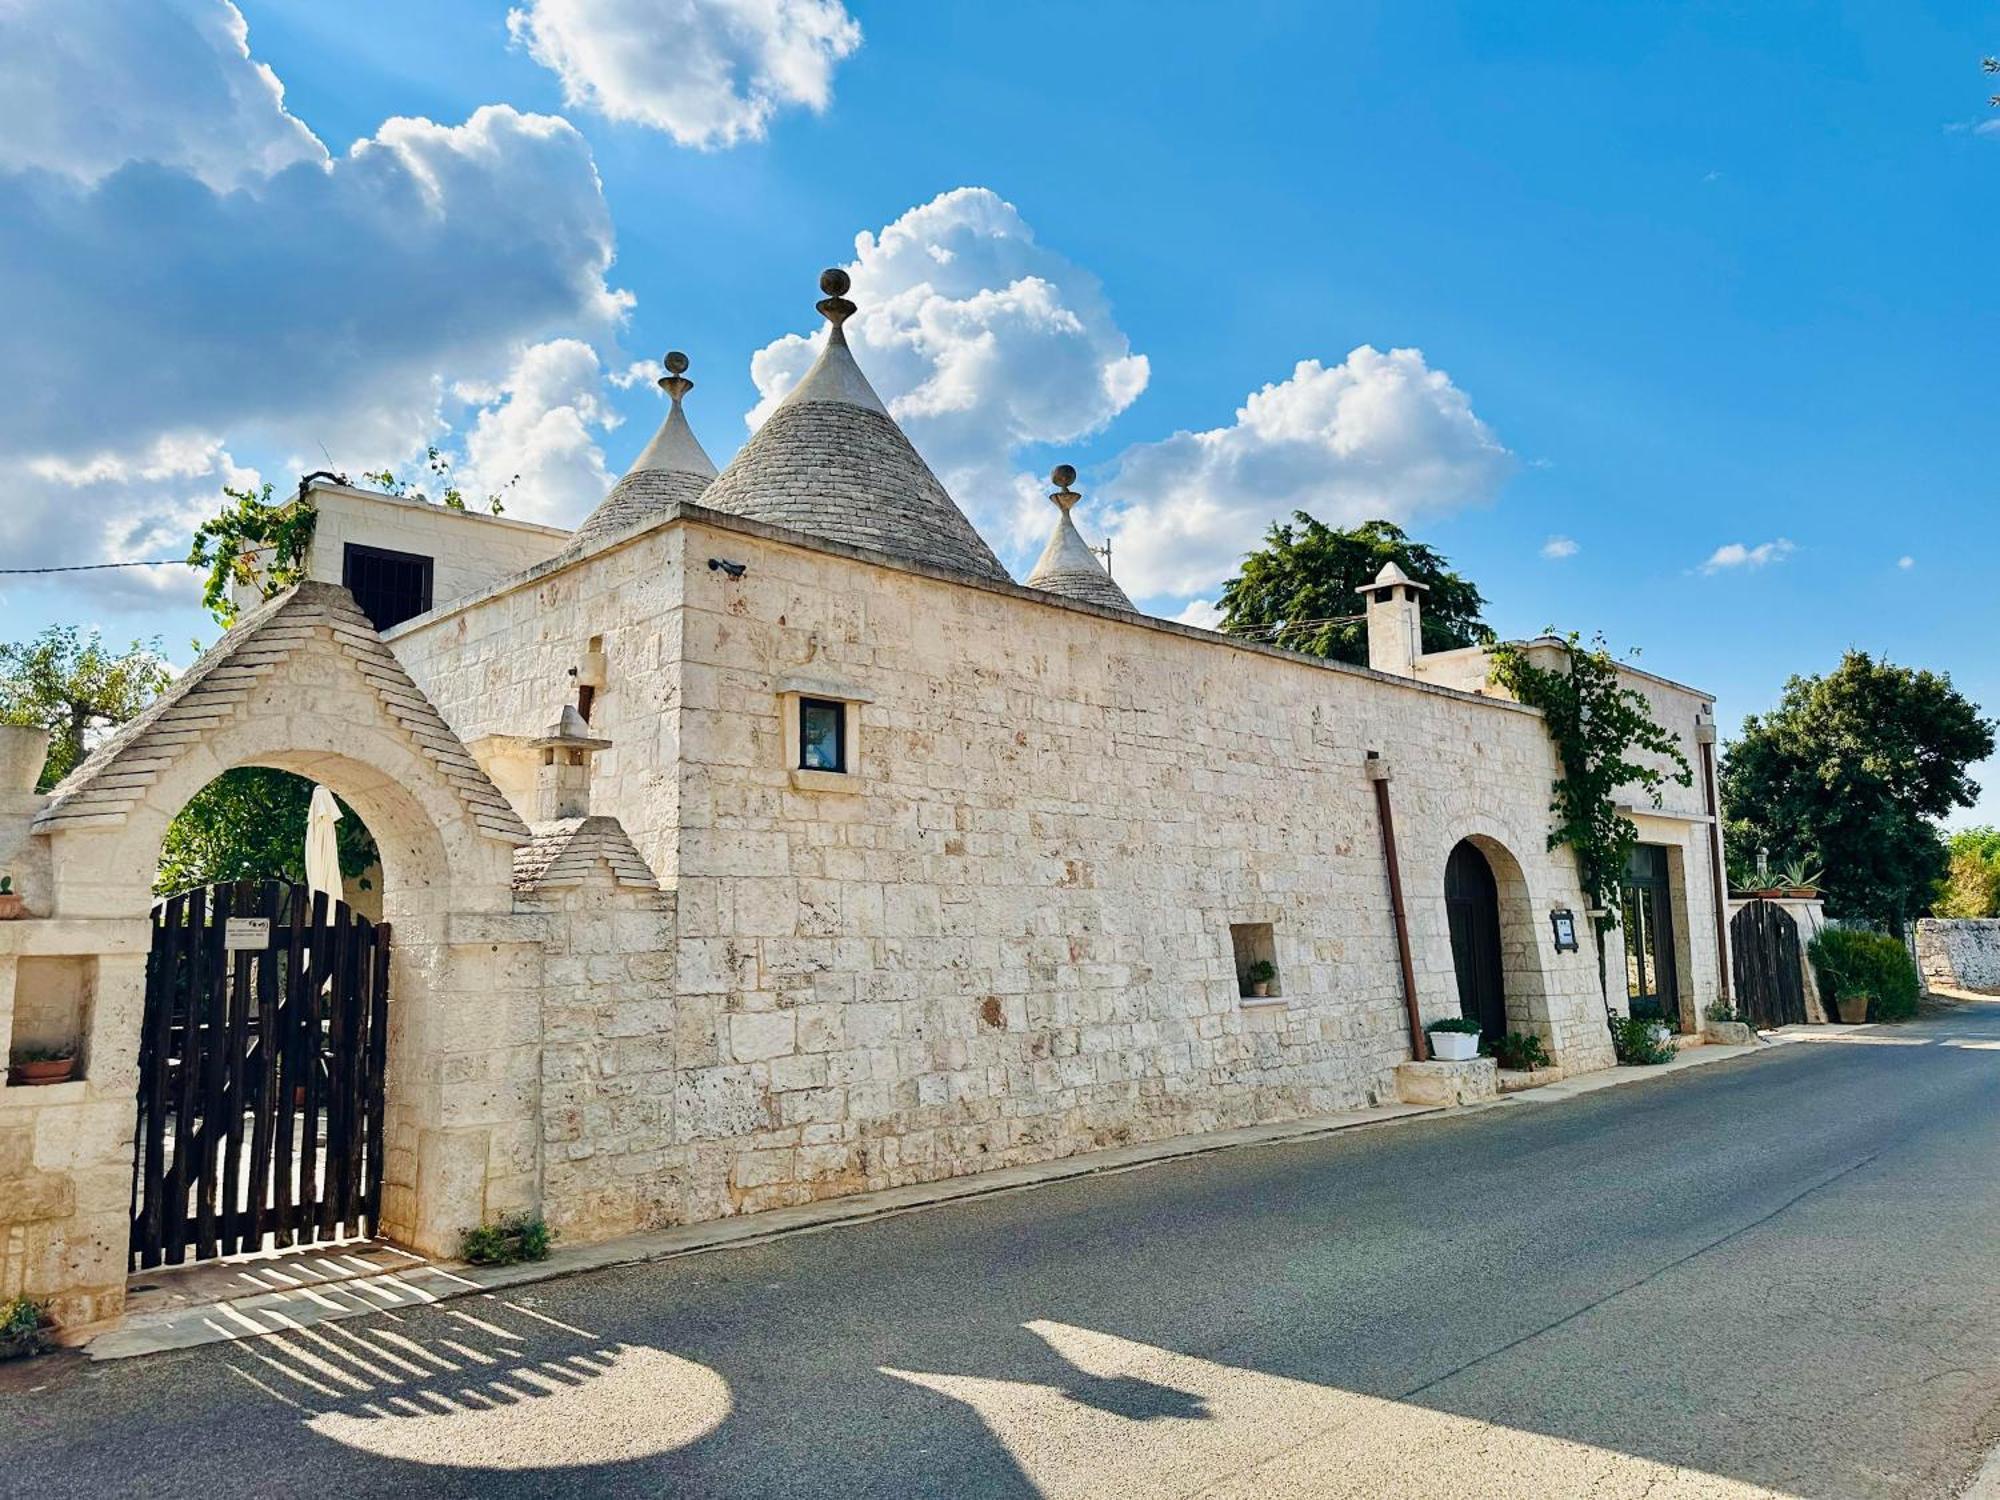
1916,919,2000,994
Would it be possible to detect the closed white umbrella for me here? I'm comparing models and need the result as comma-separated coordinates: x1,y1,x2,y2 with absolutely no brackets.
305,784,344,906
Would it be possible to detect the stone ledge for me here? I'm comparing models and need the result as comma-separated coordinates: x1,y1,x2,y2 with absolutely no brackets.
1395,1057,1498,1107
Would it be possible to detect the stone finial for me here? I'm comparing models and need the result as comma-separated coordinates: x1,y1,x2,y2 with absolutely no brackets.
816,267,857,329
1049,464,1080,514
659,350,693,403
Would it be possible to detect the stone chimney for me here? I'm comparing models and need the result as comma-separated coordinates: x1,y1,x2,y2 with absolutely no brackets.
530,703,611,822
1357,561,1428,677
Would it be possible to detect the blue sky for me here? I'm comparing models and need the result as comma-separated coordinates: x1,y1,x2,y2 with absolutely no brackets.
2,0,1994,820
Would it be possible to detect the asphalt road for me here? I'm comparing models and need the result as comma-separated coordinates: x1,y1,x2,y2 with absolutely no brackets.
7,1003,2000,1499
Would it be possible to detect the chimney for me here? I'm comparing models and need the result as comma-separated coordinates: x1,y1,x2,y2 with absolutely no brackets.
1357,561,1428,677
530,702,611,822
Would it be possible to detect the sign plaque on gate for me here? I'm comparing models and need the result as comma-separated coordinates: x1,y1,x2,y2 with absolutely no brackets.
223,916,271,951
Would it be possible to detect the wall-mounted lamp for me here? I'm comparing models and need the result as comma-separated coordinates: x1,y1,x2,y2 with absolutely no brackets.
708,558,747,579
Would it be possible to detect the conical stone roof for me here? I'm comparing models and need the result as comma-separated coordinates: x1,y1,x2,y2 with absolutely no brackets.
565,352,717,556
699,271,1010,584
1024,466,1134,612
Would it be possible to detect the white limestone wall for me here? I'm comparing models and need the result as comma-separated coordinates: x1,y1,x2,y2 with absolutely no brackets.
231,484,570,619
389,527,689,882
663,518,1613,1220
1916,919,2000,994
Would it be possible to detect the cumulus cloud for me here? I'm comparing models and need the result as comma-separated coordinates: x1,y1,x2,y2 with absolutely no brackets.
508,0,861,148
1897,554,1915,570
1095,347,1510,601
1700,539,1794,574
745,187,1149,541
1173,599,1225,631
1541,534,1579,559
0,0,632,585
453,340,624,526
0,0,325,191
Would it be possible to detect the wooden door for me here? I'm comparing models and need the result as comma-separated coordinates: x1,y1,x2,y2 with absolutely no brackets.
1730,899,1804,1029
132,880,390,1270
1445,841,1507,1044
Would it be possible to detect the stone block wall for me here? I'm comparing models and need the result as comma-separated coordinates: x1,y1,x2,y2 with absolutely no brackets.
1916,919,2000,994
523,875,682,1241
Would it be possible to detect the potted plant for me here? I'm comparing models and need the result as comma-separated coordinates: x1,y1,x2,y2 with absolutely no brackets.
0,876,20,920
1244,959,1277,999
9,1046,76,1086
1425,1016,1483,1061
1833,989,1871,1025
1702,1000,1753,1045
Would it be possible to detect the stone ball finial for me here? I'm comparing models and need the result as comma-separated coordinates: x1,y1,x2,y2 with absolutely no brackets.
816,267,857,330
1049,463,1081,513
658,349,694,400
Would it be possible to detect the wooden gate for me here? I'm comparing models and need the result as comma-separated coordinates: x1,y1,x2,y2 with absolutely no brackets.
1730,898,1804,1030
131,880,390,1270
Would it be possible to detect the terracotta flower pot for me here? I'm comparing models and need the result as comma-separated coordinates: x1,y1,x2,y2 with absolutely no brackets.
11,1056,75,1085
1248,981,1270,999
0,893,22,920
1835,994,1871,1025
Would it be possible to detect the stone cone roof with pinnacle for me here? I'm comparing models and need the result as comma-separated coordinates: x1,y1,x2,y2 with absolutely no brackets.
564,351,717,556
1023,466,1134,612
699,270,1011,584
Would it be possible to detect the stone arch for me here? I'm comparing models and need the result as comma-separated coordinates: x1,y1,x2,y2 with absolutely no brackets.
17,584,544,1328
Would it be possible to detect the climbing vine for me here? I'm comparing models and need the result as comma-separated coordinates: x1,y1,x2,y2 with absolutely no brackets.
1488,632,1692,926
187,483,318,627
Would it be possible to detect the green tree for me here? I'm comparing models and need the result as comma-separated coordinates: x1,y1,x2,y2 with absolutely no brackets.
0,626,173,789
154,768,377,897
1936,827,2000,919
1217,516,1493,664
1722,652,1994,933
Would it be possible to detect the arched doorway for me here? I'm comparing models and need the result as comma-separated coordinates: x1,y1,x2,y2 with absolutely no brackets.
1445,839,1507,1044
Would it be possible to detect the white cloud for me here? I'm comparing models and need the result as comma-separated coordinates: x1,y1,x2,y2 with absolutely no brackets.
0,2,632,588
454,340,623,526
1097,347,1510,601
0,0,325,191
1173,599,1224,631
1541,534,1579,559
507,0,861,148
745,188,1149,545
1897,555,1915,570
1700,539,1795,574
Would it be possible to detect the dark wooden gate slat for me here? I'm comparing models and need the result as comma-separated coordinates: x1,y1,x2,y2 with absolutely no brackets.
242,880,284,1254
273,883,306,1246
341,918,372,1235
134,895,185,1269
320,906,354,1238
163,887,208,1265
192,884,236,1261
364,920,391,1231
297,889,330,1244
218,882,257,1255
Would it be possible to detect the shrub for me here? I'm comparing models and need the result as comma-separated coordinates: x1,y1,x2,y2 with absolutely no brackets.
1425,1016,1483,1035
1807,927,1920,1023
1610,1014,1677,1066
1704,1000,1743,1024
1491,1031,1553,1071
459,1213,555,1267
0,1296,50,1361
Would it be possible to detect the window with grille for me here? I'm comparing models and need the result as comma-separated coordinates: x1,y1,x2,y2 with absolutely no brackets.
342,543,434,632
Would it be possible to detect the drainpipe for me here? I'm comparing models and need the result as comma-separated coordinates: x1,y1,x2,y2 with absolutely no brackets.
1696,715,1733,1004
1367,753,1429,1062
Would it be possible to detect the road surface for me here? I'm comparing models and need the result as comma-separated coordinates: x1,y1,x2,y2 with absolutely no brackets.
6,1002,2000,1498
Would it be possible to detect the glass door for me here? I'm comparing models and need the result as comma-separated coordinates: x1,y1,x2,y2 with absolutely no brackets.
1621,845,1680,1029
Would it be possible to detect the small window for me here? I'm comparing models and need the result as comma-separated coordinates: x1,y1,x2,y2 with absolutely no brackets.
342,543,434,632
1230,922,1280,1001
798,697,846,773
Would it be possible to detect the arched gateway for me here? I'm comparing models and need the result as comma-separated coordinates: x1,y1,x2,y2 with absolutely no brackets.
12,582,536,1320
1444,839,1507,1044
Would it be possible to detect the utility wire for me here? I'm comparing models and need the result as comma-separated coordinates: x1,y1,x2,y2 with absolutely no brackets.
0,559,188,574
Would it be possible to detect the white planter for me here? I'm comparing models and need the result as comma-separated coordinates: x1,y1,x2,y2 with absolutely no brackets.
0,725,50,793
1646,1023,1671,1049
1428,1030,1480,1061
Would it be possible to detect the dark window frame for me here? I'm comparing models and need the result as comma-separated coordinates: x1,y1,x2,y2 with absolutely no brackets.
798,696,847,773
341,542,434,633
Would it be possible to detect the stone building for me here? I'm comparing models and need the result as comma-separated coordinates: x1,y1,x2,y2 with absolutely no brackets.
0,270,1730,1333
